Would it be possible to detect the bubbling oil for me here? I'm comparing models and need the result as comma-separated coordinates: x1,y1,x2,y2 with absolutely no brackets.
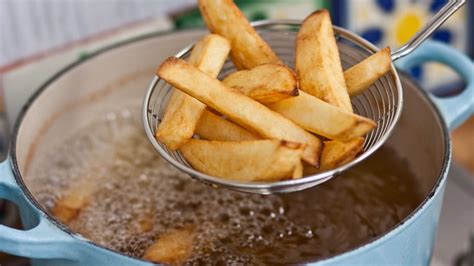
27,107,424,265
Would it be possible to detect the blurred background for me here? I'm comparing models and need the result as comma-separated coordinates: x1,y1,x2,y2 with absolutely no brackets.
0,0,472,265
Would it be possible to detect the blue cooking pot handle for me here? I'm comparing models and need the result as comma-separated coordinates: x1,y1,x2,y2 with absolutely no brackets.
0,158,77,259
396,40,474,130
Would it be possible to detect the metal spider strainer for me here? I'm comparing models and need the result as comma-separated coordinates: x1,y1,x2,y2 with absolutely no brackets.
143,0,465,194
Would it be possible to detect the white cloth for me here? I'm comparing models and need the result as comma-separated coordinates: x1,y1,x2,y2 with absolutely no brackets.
0,0,194,66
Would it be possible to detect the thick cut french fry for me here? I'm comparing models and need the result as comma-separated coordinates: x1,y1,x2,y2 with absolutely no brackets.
219,67,376,141
52,181,96,224
156,34,230,150
320,138,364,170
128,210,155,235
222,64,298,104
269,91,376,141
198,0,282,69
222,68,376,139
296,10,352,112
292,160,304,179
137,215,154,234
324,43,385,168
196,110,259,141
345,47,392,96
143,227,195,265
180,139,304,181
157,58,322,166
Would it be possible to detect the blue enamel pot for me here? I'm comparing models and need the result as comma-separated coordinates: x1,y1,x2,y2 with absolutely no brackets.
0,28,472,265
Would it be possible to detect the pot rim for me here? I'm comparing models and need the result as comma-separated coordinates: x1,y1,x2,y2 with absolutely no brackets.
7,28,451,264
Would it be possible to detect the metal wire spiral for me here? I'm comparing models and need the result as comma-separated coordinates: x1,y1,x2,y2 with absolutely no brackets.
143,20,402,194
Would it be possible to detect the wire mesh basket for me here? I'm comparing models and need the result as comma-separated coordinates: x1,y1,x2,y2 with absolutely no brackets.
143,20,402,194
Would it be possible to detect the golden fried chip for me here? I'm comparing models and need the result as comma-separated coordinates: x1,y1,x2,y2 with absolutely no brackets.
269,91,376,141
156,34,230,150
143,227,195,265
180,139,304,181
223,64,298,104
296,9,352,112
52,181,96,224
320,138,365,170
196,110,259,141
345,47,392,96
157,57,322,166
198,0,282,69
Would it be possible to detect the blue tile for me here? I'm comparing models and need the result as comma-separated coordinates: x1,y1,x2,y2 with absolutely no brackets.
376,0,395,13
361,28,383,45
432,29,452,43
409,65,423,81
430,0,447,12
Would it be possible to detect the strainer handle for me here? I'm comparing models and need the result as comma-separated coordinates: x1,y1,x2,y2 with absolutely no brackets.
396,41,474,130
391,0,466,61
0,159,77,259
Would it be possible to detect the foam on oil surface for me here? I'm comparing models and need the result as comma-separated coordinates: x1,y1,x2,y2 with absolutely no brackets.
26,107,423,264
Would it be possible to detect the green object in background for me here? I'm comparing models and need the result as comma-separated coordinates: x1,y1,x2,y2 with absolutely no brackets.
173,0,330,29
78,51,89,61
